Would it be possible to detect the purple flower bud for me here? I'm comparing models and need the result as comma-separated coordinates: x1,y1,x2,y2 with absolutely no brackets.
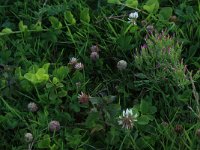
49,120,60,132
28,102,38,112
90,45,100,52
90,51,99,61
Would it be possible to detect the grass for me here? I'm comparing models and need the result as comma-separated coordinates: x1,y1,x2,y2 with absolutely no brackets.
0,0,200,149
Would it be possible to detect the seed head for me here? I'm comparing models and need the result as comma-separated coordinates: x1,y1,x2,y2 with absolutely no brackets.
49,120,60,132
78,92,89,104
28,102,38,112
24,133,33,143
117,60,127,70
174,124,183,134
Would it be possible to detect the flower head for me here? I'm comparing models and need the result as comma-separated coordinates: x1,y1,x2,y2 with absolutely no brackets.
129,12,138,19
118,108,138,130
90,45,100,52
74,62,84,70
90,51,99,61
27,102,38,112
69,57,78,66
24,133,33,143
78,92,89,104
117,60,127,70
49,120,60,132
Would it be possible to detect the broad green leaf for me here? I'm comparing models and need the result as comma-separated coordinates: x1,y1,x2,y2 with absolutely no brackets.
1,28,13,34
36,68,49,82
42,63,50,73
107,0,121,4
137,115,150,125
53,66,69,81
143,0,159,13
37,134,51,148
80,8,90,23
53,77,59,84
24,73,38,84
159,7,173,20
125,0,138,8
49,16,62,29
19,21,28,32
64,11,76,25
143,3,156,13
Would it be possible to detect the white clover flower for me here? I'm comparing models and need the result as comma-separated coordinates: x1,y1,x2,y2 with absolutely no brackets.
69,57,78,65
24,133,33,143
27,102,38,112
118,108,138,130
128,12,138,25
117,60,127,70
129,12,138,19
74,62,84,70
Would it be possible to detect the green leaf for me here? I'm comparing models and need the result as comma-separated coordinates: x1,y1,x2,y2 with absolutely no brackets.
36,68,49,82
49,16,62,29
19,21,28,32
80,8,90,23
53,77,59,84
125,0,138,8
24,73,38,84
107,0,121,4
42,63,50,73
1,28,13,34
53,66,69,81
143,0,159,13
37,134,51,148
140,99,157,114
159,7,173,20
64,11,76,25
137,115,150,125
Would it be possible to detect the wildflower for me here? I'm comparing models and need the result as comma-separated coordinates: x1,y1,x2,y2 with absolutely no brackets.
146,25,154,33
129,12,138,19
90,45,100,52
117,60,127,70
49,120,60,132
128,12,138,25
174,124,183,134
78,92,89,104
27,102,38,112
24,133,33,143
74,62,84,70
68,57,78,66
90,51,99,61
118,108,138,130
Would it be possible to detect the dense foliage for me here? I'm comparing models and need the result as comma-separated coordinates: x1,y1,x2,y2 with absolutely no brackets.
0,0,200,149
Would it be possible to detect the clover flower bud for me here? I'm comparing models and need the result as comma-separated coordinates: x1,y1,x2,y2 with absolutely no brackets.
90,51,99,61
117,60,127,70
78,92,89,104
28,102,38,112
68,57,78,66
90,45,100,52
24,133,33,143
49,120,60,132
74,62,84,70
